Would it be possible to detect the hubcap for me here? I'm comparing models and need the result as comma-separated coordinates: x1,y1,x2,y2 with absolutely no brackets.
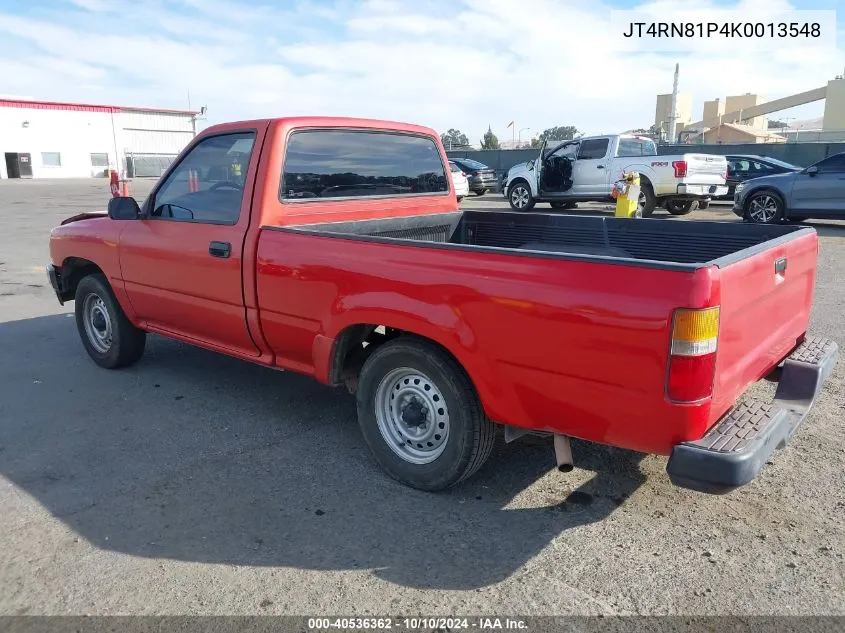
748,195,778,223
511,186,529,209
374,367,450,464
82,293,112,354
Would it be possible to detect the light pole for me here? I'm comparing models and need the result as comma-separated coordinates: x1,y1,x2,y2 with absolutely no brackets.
518,127,531,146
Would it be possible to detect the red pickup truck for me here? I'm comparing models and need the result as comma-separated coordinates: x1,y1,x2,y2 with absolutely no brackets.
47,116,837,493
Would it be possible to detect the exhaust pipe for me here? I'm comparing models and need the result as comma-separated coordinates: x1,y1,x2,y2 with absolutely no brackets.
554,434,574,473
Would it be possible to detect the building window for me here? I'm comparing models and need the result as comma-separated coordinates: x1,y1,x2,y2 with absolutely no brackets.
90,153,109,167
41,152,62,167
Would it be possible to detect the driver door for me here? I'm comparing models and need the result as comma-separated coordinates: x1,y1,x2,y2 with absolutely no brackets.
118,127,266,357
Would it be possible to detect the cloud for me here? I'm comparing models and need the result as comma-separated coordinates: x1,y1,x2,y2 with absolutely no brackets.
0,0,841,141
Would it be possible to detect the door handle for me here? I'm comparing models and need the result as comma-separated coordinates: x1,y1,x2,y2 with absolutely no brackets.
209,241,231,258
597,164,605,168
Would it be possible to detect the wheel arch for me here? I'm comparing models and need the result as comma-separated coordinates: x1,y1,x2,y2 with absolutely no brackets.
743,186,787,218
323,320,494,419
57,257,105,302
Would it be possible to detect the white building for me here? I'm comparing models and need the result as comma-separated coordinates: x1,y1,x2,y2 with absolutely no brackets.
0,97,199,179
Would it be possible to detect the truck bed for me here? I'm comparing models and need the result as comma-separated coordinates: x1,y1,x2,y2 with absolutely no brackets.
279,210,811,270
259,210,817,455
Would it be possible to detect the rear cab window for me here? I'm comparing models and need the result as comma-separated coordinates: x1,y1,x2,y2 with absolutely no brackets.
281,130,449,200
616,137,657,157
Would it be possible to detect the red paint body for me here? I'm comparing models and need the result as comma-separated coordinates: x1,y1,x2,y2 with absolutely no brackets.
49,117,817,456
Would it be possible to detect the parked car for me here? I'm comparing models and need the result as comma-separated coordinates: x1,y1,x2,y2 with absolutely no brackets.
449,161,470,201
733,152,845,223
720,155,801,199
449,157,498,196
503,134,728,216
47,116,836,494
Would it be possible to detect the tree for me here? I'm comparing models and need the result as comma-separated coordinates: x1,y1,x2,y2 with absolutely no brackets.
768,119,787,130
480,125,500,150
440,129,470,149
538,125,580,142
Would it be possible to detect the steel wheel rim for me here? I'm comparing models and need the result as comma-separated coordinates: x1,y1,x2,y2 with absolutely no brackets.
637,190,646,214
748,195,777,222
82,293,112,354
374,367,450,464
511,186,529,208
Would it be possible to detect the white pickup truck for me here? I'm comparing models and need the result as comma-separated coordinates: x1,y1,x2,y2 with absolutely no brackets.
502,134,729,216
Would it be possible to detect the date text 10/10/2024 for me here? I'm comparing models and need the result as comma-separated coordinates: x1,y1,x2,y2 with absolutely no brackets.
307,617,529,630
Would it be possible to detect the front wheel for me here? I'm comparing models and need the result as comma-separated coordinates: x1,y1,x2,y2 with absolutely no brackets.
508,181,535,211
356,338,496,491
666,200,695,215
474,189,487,196
75,274,146,369
744,191,784,224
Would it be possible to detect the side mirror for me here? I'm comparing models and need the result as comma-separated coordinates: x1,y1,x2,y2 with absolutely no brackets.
805,165,819,176
107,196,141,220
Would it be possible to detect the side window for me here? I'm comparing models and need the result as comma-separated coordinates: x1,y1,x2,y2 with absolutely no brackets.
282,130,448,200
151,132,255,224
616,138,643,157
814,154,845,173
578,139,609,160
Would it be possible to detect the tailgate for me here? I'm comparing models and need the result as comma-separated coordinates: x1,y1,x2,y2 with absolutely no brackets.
709,229,818,421
681,153,727,185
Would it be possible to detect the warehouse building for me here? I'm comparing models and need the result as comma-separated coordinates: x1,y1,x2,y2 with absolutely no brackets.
0,97,199,179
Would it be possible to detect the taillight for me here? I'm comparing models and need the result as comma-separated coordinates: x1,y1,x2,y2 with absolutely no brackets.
672,160,688,178
667,307,719,403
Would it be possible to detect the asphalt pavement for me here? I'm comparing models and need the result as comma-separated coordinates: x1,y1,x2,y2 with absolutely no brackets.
0,179,843,615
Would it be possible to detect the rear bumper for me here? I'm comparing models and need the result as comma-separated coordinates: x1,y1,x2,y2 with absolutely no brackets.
667,335,838,494
677,184,728,197
469,178,498,191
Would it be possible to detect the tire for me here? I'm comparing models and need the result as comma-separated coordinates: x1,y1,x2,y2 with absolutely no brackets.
474,189,487,196
456,196,464,202
550,202,577,209
356,337,496,491
744,190,784,224
74,273,146,369
666,200,695,216
698,199,710,210
508,180,535,211
638,183,657,217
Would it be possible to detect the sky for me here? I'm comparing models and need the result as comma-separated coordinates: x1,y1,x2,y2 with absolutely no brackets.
0,0,842,142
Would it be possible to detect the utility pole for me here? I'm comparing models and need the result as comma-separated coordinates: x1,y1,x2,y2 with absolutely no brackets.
668,63,679,143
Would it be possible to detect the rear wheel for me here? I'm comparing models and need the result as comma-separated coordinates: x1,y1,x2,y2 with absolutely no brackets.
474,189,487,196
666,200,695,215
744,191,784,224
356,338,496,491
74,274,146,369
508,181,535,211
638,183,657,217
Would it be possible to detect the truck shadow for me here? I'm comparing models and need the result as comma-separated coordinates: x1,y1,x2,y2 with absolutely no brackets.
0,313,646,590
